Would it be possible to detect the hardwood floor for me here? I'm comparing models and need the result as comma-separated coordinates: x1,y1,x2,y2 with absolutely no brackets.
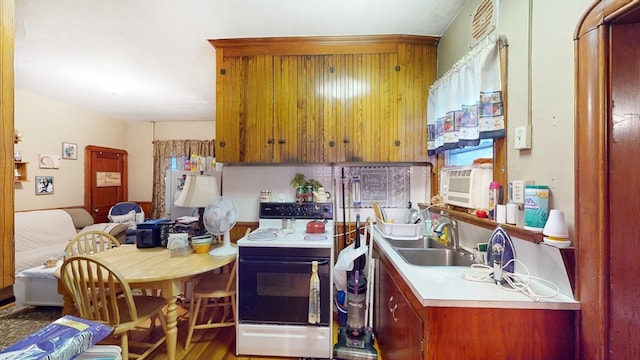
140,301,382,360
143,304,289,360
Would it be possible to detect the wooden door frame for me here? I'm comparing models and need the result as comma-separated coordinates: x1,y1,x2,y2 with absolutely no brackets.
574,1,640,358
0,0,15,293
84,145,128,215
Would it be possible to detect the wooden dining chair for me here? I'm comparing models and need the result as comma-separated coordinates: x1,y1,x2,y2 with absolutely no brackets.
66,231,160,297
184,228,247,349
60,255,167,360
65,230,121,258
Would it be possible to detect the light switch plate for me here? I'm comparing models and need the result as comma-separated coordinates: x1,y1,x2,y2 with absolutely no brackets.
514,125,532,150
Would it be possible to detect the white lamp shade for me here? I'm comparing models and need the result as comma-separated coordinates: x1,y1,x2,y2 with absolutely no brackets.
174,175,219,208
542,209,569,238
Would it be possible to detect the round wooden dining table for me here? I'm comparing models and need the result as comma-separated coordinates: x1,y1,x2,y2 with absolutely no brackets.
55,244,236,360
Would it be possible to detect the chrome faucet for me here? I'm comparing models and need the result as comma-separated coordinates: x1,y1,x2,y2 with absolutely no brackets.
434,212,458,250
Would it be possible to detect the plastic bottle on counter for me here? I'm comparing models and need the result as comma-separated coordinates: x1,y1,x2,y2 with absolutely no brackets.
488,181,501,220
423,216,432,237
430,214,440,238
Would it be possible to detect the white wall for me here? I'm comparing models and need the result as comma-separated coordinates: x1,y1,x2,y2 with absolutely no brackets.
14,91,213,211
14,89,127,211
437,0,592,239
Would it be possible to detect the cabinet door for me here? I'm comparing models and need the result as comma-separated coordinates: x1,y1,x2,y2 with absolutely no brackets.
216,55,274,163
375,259,423,359
395,42,436,162
273,55,298,162
332,53,399,162
274,55,327,163
323,55,348,163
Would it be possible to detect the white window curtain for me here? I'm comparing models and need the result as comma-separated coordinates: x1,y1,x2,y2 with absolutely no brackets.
427,35,506,155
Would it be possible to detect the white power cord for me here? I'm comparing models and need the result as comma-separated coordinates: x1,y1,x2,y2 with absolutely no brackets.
463,258,560,302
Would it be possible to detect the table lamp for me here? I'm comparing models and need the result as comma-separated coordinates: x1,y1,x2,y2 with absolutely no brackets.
174,174,219,237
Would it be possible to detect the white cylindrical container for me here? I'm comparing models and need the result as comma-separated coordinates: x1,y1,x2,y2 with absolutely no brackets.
524,185,550,231
496,204,507,224
515,210,525,227
506,203,518,224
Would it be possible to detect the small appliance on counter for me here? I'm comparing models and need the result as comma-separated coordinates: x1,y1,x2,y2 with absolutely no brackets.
135,218,174,248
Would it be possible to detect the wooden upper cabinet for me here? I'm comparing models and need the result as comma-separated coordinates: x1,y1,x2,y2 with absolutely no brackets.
210,35,437,163
215,55,273,163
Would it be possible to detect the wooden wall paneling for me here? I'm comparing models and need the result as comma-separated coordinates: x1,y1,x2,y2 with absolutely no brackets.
380,53,399,162
347,54,366,162
297,55,325,163
215,54,242,163
323,55,342,163
273,55,298,162
0,0,15,290
244,55,274,162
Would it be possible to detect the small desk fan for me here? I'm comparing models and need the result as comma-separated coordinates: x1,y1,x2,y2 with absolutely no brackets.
203,196,238,256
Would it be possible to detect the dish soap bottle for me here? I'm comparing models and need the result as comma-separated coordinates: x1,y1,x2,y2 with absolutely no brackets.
308,260,320,324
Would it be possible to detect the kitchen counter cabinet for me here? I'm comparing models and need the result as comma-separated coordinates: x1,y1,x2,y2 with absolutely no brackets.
373,238,577,360
210,35,437,163
375,255,424,359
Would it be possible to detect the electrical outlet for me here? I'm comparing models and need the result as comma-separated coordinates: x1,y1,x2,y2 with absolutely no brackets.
510,180,533,204
514,125,532,150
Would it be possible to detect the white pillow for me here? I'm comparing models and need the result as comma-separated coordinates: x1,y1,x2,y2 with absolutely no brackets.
108,210,137,230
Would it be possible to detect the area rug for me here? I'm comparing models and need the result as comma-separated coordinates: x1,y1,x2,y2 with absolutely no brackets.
0,305,62,350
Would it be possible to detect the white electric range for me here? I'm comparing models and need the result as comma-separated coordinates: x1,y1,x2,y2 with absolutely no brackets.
237,202,334,248
236,202,334,358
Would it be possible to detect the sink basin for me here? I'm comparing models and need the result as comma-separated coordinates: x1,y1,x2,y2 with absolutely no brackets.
395,248,475,266
385,237,447,249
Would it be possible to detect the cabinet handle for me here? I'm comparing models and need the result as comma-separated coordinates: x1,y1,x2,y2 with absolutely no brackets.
328,140,336,147
388,296,398,323
267,138,275,144
395,65,401,72
394,140,401,146
219,141,226,148
328,66,335,74
220,69,226,75
343,138,350,144
278,139,286,144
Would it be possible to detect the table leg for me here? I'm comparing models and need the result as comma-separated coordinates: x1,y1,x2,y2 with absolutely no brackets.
165,296,178,360
57,279,75,316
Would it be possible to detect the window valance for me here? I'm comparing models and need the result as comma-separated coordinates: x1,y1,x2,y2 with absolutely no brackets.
427,35,507,155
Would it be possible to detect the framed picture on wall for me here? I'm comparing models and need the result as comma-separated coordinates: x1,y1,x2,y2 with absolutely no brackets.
36,176,54,195
62,142,78,160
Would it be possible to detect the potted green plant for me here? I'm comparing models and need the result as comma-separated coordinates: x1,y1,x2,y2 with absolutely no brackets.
291,173,322,202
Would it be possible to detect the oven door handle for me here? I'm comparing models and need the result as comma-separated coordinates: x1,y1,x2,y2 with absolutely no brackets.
239,257,330,266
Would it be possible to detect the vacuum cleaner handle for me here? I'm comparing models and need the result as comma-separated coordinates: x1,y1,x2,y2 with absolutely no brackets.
353,214,365,272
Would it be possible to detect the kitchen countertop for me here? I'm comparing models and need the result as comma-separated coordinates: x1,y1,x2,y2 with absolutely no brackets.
372,228,581,310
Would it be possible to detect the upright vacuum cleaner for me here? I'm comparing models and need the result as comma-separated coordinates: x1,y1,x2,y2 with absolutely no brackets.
333,214,378,360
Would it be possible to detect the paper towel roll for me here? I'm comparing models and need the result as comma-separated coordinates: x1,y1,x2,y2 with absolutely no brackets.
506,203,518,224
496,204,507,224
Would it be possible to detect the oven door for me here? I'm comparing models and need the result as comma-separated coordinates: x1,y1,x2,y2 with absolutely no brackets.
238,246,331,326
